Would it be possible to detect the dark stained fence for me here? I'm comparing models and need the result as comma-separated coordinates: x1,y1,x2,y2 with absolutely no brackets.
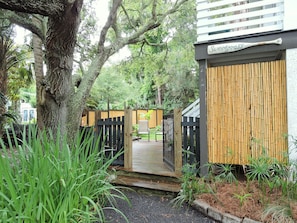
182,116,200,166
163,115,175,171
97,116,124,166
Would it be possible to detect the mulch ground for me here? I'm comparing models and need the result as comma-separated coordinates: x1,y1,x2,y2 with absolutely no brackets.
196,181,297,222
103,188,216,223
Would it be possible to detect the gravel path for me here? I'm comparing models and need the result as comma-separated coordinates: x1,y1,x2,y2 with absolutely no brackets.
103,189,216,223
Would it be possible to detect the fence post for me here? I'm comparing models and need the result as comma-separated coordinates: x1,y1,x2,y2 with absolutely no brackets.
94,111,101,134
199,59,208,176
174,108,182,176
124,109,132,169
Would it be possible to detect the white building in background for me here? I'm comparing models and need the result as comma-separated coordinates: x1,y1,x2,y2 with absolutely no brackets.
20,102,36,123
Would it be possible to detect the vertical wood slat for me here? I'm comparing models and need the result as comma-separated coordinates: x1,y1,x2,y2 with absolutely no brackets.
124,109,132,169
174,109,182,177
189,117,195,163
207,60,287,165
182,116,188,164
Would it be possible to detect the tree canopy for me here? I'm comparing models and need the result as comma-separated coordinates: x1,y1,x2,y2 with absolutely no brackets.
0,0,193,137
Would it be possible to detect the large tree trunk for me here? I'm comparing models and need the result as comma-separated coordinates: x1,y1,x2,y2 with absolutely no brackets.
40,1,82,137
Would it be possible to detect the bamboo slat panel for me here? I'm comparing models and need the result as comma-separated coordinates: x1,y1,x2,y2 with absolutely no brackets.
207,60,287,165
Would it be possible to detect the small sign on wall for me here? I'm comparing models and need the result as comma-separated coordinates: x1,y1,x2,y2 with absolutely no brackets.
207,38,282,55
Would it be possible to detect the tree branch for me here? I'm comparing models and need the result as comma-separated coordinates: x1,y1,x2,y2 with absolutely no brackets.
152,0,157,20
6,11,46,41
106,0,189,56
75,0,190,108
120,5,137,32
0,0,65,16
98,0,122,48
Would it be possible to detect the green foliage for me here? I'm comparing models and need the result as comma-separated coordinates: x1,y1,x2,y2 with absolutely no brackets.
115,0,199,111
87,66,137,110
0,92,17,130
18,85,36,107
204,163,238,184
233,193,252,206
213,164,238,184
132,124,138,133
244,152,296,210
141,110,153,120
262,203,295,223
6,46,34,102
174,137,297,222
171,164,212,207
0,126,128,222
246,154,285,184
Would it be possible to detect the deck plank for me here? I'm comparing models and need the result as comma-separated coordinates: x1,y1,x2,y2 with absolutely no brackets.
113,175,181,193
132,140,176,177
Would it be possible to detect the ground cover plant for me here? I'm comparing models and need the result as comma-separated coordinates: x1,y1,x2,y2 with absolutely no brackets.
0,126,128,223
174,153,297,223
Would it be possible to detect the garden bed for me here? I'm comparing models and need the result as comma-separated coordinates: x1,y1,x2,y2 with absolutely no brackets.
196,180,297,222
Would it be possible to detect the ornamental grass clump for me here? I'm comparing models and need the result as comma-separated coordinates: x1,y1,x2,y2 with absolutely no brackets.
0,125,128,223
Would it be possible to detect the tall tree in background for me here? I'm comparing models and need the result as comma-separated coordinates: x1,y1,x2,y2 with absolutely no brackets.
0,22,16,133
0,0,189,138
0,24,13,111
117,0,198,112
87,66,137,110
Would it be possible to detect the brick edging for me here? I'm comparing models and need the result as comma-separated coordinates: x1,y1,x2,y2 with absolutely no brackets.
192,199,262,223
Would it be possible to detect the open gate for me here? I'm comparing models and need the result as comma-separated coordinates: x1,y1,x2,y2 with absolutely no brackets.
94,109,199,175
162,109,200,174
163,114,175,170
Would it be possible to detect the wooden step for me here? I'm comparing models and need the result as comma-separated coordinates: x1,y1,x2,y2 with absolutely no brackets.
111,171,181,193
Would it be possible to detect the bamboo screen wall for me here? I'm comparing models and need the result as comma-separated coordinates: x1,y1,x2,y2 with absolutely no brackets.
207,60,288,165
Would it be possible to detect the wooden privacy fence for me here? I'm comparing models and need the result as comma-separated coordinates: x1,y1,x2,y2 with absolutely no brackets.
97,116,125,166
207,60,288,165
82,109,163,129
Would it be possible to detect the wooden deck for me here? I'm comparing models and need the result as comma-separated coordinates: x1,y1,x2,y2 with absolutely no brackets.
111,139,181,192
113,172,181,193
131,140,176,177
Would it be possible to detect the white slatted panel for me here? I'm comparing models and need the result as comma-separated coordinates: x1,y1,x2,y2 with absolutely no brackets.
197,0,284,43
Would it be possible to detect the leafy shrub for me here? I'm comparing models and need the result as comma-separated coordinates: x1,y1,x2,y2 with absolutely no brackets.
213,164,238,184
171,164,212,207
0,126,128,222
